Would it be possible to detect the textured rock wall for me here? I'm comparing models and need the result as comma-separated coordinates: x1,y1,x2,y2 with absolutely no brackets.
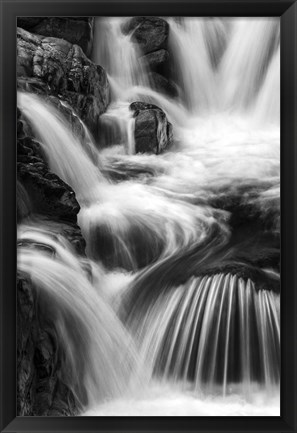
17,17,94,57
17,273,80,416
17,27,109,139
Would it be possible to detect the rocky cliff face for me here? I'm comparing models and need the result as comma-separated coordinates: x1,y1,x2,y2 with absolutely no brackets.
17,17,95,58
17,27,109,139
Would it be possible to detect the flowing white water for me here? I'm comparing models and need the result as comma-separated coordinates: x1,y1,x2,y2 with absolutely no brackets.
127,275,280,394
92,17,149,96
18,17,280,416
17,92,106,205
18,224,143,408
220,18,279,110
168,18,220,112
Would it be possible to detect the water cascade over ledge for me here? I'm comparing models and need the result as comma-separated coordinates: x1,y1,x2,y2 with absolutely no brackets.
17,17,280,416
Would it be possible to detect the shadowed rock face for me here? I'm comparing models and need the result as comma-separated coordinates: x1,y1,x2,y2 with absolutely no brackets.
17,27,109,139
17,272,80,416
130,102,173,154
141,48,170,71
122,16,169,55
17,17,94,57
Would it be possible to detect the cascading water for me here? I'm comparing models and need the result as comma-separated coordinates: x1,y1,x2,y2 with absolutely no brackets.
18,17,280,416
220,18,280,111
126,275,280,394
17,224,143,408
168,18,222,112
17,92,107,205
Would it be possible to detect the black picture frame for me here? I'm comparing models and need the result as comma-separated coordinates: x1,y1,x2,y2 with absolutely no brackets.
1,0,296,432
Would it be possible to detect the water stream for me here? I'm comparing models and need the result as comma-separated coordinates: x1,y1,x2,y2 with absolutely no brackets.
17,17,280,416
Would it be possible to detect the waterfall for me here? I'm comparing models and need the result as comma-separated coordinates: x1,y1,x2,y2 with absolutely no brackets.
126,274,280,396
92,18,149,97
18,16,280,416
99,102,136,154
18,224,142,408
220,18,280,110
168,18,220,112
253,46,280,124
17,92,106,205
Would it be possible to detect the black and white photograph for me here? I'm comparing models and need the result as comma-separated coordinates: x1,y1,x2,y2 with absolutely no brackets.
16,16,280,417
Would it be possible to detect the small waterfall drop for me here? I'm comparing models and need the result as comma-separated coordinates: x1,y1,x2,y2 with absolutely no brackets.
17,92,106,205
18,225,142,408
253,46,280,124
220,18,280,110
127,274,280,396
168,18,220,112
92,18,149,97
18,16,280,416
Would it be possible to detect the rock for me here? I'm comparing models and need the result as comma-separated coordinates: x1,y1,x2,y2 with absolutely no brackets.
17,18,44,30
122,17,169,55
46,96,90,144
17,180,31,222
17,17,95,58
148,72,179,98
17,272,80,416
17,77,50,95
130,101,173,154
141,49,169,70
17,79,92,144
17,27,109,138
130,101,161,116
18,161,80,224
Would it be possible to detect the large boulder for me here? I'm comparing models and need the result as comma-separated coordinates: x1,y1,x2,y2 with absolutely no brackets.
17,17,94,57
122,17,169,55
17,27,109,138
18,161,80,224
130,101,173,154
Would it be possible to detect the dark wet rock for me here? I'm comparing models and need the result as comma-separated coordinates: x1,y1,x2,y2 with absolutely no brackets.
141,49,170,71
130,101,161,116
17,17,95,57
17,76,50,95
17,180,31,222
17,18,44,30
17,272,80,416
148,72,179,98
17,27,109,138
130,101,173,154
122,17,169,55
18,161,80,224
